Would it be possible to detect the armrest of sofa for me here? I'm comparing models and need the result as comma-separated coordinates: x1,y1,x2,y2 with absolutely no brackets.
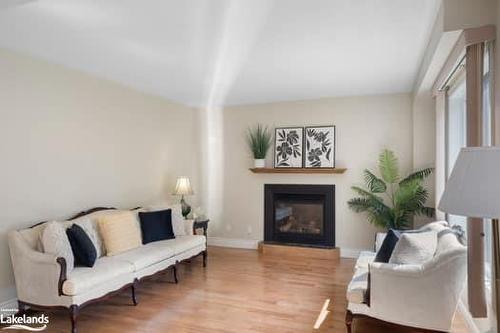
368,256,466,331
8,231,66,304
184,219,195,235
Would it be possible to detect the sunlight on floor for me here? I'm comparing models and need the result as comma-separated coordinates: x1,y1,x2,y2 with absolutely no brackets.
313,298,330,329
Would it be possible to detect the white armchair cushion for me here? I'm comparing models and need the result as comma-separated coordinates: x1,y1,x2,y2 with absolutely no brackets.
389,231,437,265
42,221,74,272
62,256,134,296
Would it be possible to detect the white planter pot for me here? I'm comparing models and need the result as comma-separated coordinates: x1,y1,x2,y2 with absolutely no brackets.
254,159,266,168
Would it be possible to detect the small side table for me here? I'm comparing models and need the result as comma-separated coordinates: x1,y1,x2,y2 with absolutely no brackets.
192,219,209,267
192,219,209,237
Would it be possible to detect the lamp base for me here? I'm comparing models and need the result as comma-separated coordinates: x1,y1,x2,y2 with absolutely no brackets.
180,196,191,219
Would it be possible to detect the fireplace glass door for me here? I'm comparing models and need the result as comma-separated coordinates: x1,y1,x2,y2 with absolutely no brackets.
264,184,335,248
274,194,324,236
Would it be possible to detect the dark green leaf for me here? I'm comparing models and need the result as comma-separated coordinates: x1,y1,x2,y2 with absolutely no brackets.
399,168,434,186
363,169,387,193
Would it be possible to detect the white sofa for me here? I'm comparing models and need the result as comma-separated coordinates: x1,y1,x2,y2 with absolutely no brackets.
8,207,207,333
345,221,467,332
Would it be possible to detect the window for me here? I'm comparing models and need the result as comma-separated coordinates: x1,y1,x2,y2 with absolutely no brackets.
445,42,494,311
482,42,493,296
445,63,467,231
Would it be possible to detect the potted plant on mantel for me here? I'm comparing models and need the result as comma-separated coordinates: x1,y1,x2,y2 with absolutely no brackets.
348,149,435,230
246,124,272,168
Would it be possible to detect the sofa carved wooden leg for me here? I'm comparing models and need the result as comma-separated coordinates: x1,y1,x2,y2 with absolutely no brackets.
173,264,179,284
345,310,353,333
203,250,207,267
69,304,79,333
131,280,139,306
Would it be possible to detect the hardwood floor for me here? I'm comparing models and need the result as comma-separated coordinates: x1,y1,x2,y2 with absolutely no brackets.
40,246,467,333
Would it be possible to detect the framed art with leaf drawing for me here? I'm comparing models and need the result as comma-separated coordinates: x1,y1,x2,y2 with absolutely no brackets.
304,126,335,168
274,127,303,168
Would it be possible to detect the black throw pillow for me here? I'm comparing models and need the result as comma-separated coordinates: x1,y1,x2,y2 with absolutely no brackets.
374,229,402,263
138,209,175,244
66,224,97,267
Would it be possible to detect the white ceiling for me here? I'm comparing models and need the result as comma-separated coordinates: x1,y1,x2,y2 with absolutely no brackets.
0,0,439,107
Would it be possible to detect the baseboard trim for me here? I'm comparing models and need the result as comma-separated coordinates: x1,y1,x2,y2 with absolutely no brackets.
207,237,364,259
0,298,18,314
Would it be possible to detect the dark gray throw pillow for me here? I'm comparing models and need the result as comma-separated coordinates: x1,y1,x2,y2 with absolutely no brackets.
66,224,97,267
374,229,401,263
139,209,175,244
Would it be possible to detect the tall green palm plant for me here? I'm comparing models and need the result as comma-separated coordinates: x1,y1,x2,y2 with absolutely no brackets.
348,149,435,229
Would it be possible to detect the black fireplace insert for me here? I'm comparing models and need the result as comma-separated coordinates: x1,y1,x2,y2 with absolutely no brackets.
264,184,335,248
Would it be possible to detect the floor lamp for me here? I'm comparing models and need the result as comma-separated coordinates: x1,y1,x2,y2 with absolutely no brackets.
438,147,500,331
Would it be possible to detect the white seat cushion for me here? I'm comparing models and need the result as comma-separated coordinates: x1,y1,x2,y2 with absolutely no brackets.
346,267,369,304
62,257,134,296
160,235,205,255
114,242,175,271
355,251,376,269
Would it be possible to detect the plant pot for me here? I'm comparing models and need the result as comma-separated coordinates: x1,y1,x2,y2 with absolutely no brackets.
254,159,266,168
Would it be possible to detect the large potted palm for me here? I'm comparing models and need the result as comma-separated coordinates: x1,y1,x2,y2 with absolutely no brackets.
348,149,434,229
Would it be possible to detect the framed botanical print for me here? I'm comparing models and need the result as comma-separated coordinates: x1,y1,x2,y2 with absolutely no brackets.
274,127,304,168
304,126,335,168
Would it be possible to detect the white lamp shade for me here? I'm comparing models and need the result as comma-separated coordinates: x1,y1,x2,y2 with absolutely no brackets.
173,177,194,196
438,147,500,219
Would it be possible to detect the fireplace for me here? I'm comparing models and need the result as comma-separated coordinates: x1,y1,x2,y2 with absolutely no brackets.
264,184,335,248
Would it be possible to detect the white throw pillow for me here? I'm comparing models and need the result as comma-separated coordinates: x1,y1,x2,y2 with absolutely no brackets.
389,231,437,265
42,221,74,272
148,203,186,236
75,218,104,258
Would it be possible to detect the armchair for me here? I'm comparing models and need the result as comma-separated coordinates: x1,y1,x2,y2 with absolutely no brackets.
345,222,467,332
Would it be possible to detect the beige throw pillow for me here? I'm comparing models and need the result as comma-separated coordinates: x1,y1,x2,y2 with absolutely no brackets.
98,212,142,256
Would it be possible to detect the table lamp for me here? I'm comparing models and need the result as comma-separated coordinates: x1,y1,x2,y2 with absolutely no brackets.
173,177,194,218
438,147,500,331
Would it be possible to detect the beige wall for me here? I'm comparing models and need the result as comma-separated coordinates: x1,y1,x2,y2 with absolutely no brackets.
0,49,199,303
217,94,413,253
